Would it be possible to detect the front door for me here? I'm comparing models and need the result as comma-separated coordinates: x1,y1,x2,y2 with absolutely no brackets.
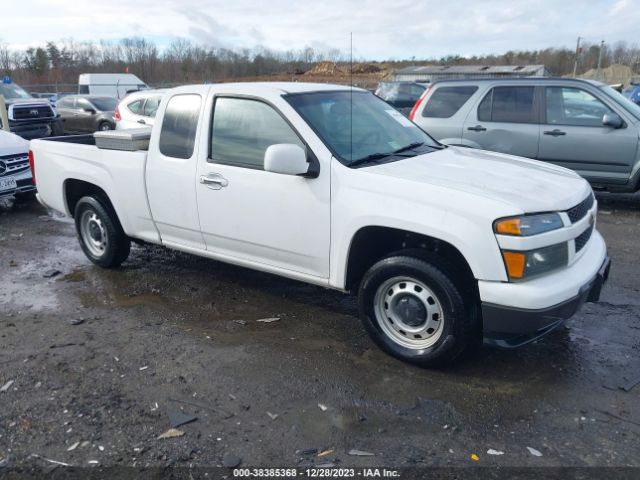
195,96,330,279
538,86,638,184
463,85,540,159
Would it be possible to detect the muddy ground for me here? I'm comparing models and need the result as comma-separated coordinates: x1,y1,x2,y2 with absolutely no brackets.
0,193,639,475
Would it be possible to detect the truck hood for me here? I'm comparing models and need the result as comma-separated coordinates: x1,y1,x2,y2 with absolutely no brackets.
4,98,51,107
0,129,29,156
366,146,591,213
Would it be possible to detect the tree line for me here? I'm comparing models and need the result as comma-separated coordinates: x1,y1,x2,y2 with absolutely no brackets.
1,37,639,89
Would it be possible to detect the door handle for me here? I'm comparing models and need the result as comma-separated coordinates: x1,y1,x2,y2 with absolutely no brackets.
467,125,486,132
137,119,146,124
199,173,228,190
543,129,566,136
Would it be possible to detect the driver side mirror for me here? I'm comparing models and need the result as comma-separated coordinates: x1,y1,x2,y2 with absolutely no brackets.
603,112,623,129
264,144,309,176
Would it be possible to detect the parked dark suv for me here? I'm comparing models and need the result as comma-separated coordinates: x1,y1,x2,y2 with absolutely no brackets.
56,95,118,133
410,78,640,192
0,80,63,139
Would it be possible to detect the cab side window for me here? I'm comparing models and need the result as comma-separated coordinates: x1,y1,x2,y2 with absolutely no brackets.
478,86,536,123
210,97,304,169
159,94,202,159
545,87,613,127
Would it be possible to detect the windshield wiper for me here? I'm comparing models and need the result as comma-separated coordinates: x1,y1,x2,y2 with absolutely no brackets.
349,152,394,167
391,142,425,154
349,142,443,167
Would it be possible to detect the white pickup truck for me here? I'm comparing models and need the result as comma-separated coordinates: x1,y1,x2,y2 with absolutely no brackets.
30,82,610,366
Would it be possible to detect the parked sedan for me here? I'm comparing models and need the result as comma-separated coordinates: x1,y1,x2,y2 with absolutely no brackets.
56,95,118,134
115,89,166,129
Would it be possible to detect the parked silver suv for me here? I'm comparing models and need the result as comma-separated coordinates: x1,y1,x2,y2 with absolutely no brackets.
410,78,640,192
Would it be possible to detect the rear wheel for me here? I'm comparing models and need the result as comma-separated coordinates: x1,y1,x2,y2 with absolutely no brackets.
74,196,130,268
98,121,113,131
358,254,478,367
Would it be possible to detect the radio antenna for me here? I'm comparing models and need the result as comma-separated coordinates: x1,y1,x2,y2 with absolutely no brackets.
350,32,353,162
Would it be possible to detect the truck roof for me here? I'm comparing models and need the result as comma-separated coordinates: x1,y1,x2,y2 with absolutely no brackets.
207,82,364,95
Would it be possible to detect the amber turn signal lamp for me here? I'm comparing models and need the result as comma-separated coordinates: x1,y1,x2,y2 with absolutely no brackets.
502,251,526,280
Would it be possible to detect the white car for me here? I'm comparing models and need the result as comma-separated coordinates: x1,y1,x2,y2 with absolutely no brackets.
30,82,610,366
0,128,34,199
115,90,166,130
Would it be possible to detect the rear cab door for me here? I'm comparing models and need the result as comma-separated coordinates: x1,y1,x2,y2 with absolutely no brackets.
537,82,638,185
462,82,541,158
145,87,208,249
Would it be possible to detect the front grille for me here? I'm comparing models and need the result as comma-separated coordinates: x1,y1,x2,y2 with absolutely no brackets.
575,225,594,253
566,194,594,224
0,154,30,177
12,105,54,121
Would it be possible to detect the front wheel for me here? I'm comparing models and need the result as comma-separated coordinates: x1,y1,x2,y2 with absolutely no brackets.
74,196,130,268
358,255,478,367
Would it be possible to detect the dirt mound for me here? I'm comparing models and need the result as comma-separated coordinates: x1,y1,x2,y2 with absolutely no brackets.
305,61,344,76
352,63,382,74
580,63,635,86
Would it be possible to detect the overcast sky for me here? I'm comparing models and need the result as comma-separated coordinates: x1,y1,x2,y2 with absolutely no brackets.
2,0,639,59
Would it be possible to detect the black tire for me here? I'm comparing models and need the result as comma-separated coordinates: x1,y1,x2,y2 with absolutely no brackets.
358,254,478,367
98,121,113,132
74,196,130,268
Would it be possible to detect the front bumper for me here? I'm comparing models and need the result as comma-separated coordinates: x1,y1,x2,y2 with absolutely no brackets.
0,170,36,199
482,255,610,348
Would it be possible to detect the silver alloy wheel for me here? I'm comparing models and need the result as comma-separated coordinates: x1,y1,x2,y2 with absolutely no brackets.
99,123,111,131
79,209,108,258
373,276,445,349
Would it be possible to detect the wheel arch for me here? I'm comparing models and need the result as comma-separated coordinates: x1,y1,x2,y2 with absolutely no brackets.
344,225,477,295
64,178,117,220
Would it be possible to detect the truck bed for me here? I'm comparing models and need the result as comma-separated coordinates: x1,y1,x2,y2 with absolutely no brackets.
30,134,160,244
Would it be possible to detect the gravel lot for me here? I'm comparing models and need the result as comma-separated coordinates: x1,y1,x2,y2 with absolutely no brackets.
0,193,639,475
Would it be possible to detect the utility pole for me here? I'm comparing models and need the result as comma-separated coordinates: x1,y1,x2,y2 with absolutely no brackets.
596,40,605,80
572,37,582,77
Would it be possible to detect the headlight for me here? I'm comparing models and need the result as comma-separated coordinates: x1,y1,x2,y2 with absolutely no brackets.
494,213,563,236
502,243,568,280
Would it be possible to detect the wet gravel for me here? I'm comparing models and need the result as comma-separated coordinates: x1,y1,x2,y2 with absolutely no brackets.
0,193,639,471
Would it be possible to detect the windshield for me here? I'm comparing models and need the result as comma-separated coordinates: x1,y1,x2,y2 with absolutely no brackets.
599,85,640,121
90,97,119,111
286,91,440,165
0,83,33,100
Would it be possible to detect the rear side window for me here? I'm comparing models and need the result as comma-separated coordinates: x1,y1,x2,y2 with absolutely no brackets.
423,86,478,118
127,99,144,114
478,86,536,123
143,96,162,117
210,97,304,169
57,97,74,108
159,94,201,159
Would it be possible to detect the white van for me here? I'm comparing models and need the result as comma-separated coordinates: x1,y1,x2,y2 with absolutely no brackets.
78,74,148,99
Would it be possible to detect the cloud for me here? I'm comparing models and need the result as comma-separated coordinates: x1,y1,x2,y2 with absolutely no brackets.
1,0,639,60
